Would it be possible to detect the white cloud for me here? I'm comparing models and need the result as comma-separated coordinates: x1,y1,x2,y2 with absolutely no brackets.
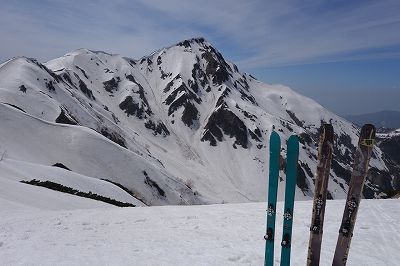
0,0,399,68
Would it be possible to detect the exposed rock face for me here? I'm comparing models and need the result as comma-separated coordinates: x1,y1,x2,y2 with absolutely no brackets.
103,78,119,93
202,104,248,148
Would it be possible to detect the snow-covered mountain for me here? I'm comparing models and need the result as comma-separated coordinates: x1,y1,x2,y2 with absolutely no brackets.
0,37,398,206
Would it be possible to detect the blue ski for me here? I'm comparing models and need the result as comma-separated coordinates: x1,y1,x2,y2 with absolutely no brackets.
264,131,281,266
280,135,299,266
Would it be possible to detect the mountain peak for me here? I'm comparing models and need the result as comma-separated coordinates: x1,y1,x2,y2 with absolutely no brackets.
175,37,208,48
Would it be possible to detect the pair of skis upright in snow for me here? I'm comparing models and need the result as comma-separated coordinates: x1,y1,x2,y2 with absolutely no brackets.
264,123,375,266
264,132,299,266
306,123,375,266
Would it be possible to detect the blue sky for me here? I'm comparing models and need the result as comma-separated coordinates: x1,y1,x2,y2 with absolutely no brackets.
1,0,399,115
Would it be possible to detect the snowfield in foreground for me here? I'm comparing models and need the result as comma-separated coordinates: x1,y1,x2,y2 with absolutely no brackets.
0,199,399,265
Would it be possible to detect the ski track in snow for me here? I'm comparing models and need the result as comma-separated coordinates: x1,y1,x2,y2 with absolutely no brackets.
0,199,399,265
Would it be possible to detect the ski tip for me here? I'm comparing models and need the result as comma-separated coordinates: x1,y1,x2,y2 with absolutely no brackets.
288,135,299,144
320,124,334,142
270,131,281,150
270,131,280,140
359,124,376,147
360,124,376,137
287,135,299,152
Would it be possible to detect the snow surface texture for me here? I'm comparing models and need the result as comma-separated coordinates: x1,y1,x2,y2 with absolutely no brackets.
0,199,399,265
0,37,398,206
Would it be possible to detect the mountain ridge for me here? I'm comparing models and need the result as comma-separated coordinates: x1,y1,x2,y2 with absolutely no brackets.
345,110,400,129
0,37,399,206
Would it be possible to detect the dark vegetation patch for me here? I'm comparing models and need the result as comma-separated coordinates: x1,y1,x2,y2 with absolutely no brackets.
19,85,27,93
55,109,78,125
46,81,56,92
143,171,165,197
201,104,248,148
4,103,26,113
79,80,95,100
144,120,170,136
21,179,135,207
52,163,71,171
100,127,127,148
101,179,147,205
103,78,119,93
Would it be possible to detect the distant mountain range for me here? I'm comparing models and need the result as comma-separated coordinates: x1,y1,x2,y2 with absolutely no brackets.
345,110,400,129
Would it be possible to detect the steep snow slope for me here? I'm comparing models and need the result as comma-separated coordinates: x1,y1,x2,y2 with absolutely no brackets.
0,104,200,205
0,37,398,205
0,199,399,265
